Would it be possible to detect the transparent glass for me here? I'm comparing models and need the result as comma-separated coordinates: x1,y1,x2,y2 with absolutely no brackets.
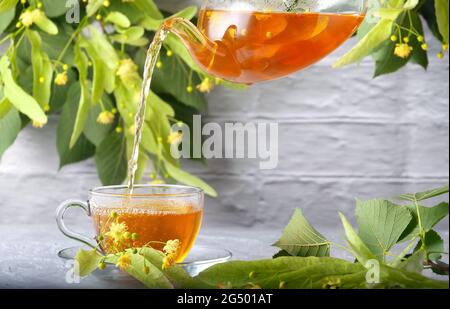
165,0,368,84
56,185,204,262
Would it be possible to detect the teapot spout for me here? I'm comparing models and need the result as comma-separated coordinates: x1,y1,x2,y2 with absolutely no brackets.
163,17,242,80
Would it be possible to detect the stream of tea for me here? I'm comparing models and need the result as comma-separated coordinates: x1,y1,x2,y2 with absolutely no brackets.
126,28,167,193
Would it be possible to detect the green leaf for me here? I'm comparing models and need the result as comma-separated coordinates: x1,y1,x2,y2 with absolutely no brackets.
403,0,420,10
106,248,174,289
132,247,197,288
0,5,14,34
105,11,131,28
397,185,449,202
409,11,429,70
196,257,366,289
0,0,17,13
121,252,174,289
420,0,444,42
273,209,330,257
333,19,395,68
0,107,21,158
356,199,412,259
339,212,376,265
75,249,102,277
379,265,448,289
57,83,95,167
34,13,58,35
86,26,119,70
27,30,53,108
164,160,217,197
400,202,449,241
42,0,69,18
86,0,103,17
95,132,127,186
70,44,90,148
415,230,445,261
83,100,113,147
435,0,449,43
399,249,426,273
0,95,12,118
80,38,113,105
133,0,163,19
0,56,47,123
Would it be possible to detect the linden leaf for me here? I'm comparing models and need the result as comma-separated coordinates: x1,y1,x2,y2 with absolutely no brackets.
0,56,47,123
399,202,449,242
339,212,376,266
196,257,366,289
355,199,412,259
333,19,395,68
75,249,102,277
415,230,445,261
273,209,330,257
435,0,449,43
397,185,449,202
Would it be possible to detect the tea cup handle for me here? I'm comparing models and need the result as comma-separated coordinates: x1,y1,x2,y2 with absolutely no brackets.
56,199,96,249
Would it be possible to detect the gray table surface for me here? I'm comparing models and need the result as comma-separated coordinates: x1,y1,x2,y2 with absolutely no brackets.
0,225,447,288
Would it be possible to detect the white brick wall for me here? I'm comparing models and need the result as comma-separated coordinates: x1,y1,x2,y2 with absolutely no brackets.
0,0,448,232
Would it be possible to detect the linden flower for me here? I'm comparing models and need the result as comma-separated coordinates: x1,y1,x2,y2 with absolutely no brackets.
105,222,128,243
32,120,47,128
167,131,183,145
162,254,176,270
54,72,68,86
162,239,181,270
196,77,214,93
116,59,140,85
163,239,181,255
97,111,115,125
116,254,131,270
394,43,413,59
20,9,43,27
322,277,342,289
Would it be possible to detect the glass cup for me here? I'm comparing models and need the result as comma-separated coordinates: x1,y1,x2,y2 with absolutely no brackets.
56,185,204,262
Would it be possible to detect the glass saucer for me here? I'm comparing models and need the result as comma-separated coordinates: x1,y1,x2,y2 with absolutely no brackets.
58,245,232,280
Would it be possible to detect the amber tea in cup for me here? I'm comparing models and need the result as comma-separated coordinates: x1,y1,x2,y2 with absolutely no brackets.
56,185,204,263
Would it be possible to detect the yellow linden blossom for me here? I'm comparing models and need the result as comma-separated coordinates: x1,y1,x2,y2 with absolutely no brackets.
116,254,131,270
97,111,115,125
196,77,214,93
20,9,43,27
54,72,68,86
394,43,413,59
105,221,128,243
167,131,183,145
116,59,140,85
163,239,181,255
32,120,47,128
322,277,342,289
162,239,181,270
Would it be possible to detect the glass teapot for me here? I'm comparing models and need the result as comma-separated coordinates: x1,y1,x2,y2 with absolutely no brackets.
163,0,368,84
